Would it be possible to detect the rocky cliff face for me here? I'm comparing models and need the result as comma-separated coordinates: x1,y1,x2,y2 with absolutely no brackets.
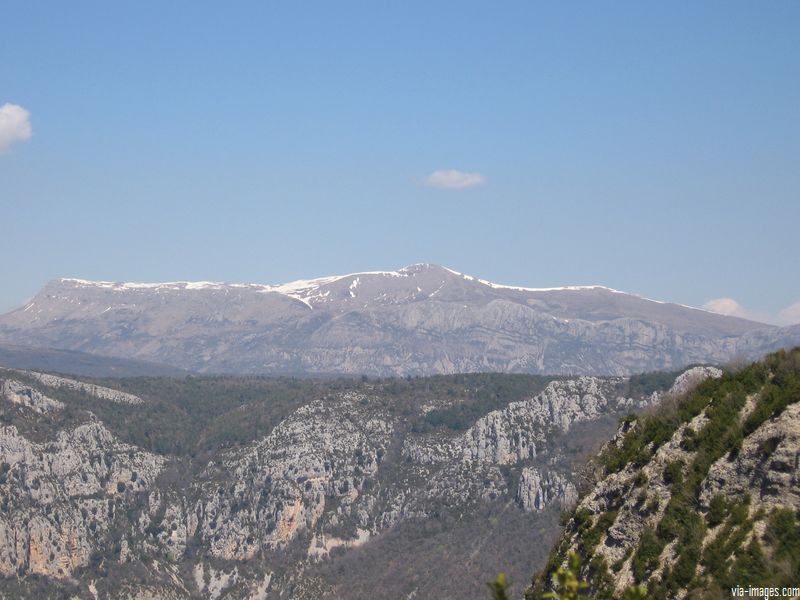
516,468,577,512
0,366,697,599
529,350,800,599
0,418,165,579
1,378,65,414
21,371,145,404
1,264,795,377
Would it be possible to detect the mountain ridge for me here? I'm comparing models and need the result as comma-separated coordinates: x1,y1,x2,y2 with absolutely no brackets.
1,264,796,377
34,263,770,329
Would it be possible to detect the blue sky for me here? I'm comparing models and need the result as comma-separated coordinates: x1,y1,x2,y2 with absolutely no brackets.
1,2,799,324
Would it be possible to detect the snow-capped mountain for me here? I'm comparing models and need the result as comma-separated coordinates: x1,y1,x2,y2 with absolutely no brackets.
0,264,797,375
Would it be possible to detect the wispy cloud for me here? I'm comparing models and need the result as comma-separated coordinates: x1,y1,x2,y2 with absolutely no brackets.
702,297,800,326
425,169,486,190
0,103,32,153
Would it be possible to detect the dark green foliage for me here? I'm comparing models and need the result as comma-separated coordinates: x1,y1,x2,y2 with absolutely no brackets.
597,414,675,473
663,509,705,590
764,508,800,582
691,388,748,466
707,495,728,527
701,503,753,586
680,426,697,451
657,497,692,542
756,436,781,458
534,536,577,599
598,358,766,476
653,375,751,592
765,508,800,559
573,508,592,531
728,539,770,588
670,543,700,588
578,511,617,556
413,374,554,432
728,498,751,527
663,460,684,489
588,555,615,600
744,357,800,436
626,369,685,397
632,527,665,582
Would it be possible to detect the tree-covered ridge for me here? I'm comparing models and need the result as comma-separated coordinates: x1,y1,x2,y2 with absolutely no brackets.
528,347,800,599
0,370,564,457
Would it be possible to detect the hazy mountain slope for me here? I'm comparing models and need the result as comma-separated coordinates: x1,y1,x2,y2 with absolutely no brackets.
1,264,794,377
0,366,696,599
0,342,187,377
528,348,800,600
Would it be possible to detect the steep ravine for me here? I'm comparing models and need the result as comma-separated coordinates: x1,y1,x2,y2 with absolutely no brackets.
0,367,691,599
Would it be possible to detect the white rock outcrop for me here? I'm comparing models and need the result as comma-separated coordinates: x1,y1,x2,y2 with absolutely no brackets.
516,467,577,512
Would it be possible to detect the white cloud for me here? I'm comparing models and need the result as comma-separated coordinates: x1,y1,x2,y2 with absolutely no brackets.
425,169,486,190
703,297,800,326
703,298,751,319
777,301,800,326
0,103,32,153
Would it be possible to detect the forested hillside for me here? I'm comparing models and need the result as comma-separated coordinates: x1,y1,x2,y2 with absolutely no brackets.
528,348,800,599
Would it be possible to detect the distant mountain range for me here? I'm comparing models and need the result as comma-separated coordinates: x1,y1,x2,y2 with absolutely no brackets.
1,264,798,376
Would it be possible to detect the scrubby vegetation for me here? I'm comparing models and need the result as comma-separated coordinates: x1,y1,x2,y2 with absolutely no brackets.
528,347,800,599
623,369,686,398
597,359,767,476
509,552,644,600
413,373,555,432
